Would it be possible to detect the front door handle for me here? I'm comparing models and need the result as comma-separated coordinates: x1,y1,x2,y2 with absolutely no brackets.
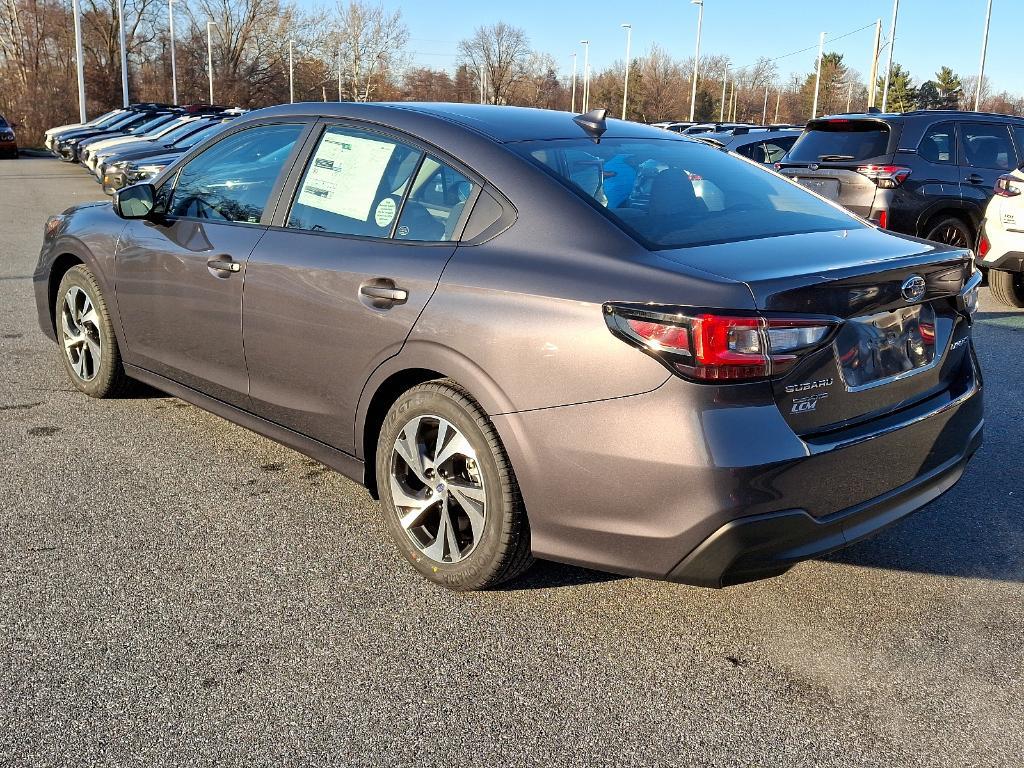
965,173,985,185
360,283,408,305
207,256,240,273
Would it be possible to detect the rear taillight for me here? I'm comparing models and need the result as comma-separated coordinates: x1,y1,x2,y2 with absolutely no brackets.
857,164,911,189
605,305,835,383
870,210,889,229
994,175,1021,197
978,234,990,257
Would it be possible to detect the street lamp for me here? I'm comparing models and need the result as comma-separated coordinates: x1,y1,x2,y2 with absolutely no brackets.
580,40,590,112
570,53,577,113
811,31,825,119
168,0,177,105
881,0,899,112
117,0,129,107
289,40,295,103
71,0,86,121
689,0,704,122
206,20,218,105
719,63,728,122
621,24,632,120
974,0,993,111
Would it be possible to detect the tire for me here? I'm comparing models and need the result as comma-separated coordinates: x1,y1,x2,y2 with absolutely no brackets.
376,380,533,590
55,265,135,398
924,216,973,249
988,269,1024,309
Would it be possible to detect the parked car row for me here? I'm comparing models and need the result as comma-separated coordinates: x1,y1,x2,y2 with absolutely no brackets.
44,103,244,193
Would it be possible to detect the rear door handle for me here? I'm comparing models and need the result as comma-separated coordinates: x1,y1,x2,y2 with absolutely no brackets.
965,173,985,185
360,284,408,304
207,256,240,273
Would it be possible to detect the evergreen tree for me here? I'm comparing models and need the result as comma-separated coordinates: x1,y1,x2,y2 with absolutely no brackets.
876,63,917,112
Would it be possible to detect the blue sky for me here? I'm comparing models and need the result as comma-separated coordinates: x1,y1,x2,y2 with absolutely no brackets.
378,0,1017,93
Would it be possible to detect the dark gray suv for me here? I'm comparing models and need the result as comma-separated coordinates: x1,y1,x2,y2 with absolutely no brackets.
778,110,1024,248
34,103,983,591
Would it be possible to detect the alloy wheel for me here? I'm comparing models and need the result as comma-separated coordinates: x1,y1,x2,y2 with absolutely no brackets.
389,414,486,564
61,286,102,381
930,223,971,248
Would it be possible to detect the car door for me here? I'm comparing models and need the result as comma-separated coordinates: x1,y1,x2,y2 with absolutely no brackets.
242,122,478,452
115,121,309,407
958,120,1016,217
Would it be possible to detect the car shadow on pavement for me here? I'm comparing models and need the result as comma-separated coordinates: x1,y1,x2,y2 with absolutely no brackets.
496,559,626,591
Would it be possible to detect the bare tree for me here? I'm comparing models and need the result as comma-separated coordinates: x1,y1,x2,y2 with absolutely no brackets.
457,22,531,105
333,0,407,102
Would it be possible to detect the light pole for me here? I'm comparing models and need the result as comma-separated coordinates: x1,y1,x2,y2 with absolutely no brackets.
621,24,632,120
168,0,177,105
206,20,218,105
719,64,728,122
580,40,590,112
289,40,295,103
117,0,129,106
338,44,343,101
71,0,86,121
774,90,781,123
974,0,993,111
881,0,899,112
762,86,769,124
811,31,825,119
479,65,486,104
689,0,704,122
867,18,881,108
570,53,577,112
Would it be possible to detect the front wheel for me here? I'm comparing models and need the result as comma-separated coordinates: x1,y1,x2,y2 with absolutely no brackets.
376,380,533,590
988,269,1024,308
55,265,134,398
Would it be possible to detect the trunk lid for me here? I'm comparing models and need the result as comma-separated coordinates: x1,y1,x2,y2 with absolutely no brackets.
656,228,975,435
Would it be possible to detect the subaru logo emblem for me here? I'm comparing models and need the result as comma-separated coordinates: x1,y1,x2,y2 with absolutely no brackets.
901,275,927,302
809,163,819,171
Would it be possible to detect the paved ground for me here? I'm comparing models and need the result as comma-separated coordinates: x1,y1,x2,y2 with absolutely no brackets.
1,157,1022,767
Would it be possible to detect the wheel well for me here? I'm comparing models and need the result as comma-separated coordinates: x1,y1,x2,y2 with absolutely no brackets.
361,368,446,498
48,254,84,333
921,209,976,242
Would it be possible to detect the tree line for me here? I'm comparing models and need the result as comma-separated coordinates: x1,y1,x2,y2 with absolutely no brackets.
2,0,1022,147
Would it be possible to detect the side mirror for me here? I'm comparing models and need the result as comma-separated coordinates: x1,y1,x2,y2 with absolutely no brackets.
113,183,155,219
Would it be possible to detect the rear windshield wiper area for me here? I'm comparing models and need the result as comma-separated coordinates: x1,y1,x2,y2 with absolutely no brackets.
818,154,856,161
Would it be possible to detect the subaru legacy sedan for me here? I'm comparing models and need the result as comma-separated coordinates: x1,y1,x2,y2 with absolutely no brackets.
34,103,983,590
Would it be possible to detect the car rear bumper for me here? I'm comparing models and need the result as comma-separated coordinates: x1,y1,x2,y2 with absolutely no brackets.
494,349,982,586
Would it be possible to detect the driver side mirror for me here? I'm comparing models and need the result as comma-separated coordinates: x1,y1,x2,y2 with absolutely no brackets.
113,183,156,219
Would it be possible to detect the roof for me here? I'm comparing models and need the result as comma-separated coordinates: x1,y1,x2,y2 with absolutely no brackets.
245,102,672,143
815,109,1024,122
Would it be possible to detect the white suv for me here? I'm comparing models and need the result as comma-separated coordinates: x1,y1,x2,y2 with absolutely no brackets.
979,167,1024,307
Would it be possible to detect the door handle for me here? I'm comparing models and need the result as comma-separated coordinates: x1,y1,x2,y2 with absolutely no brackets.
207,257,240,273
965,173,985,185
360,284,408,305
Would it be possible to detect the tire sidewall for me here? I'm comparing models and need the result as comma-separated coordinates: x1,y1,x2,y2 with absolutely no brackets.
55,266,121,398
926,217,972,248
376,386,509,590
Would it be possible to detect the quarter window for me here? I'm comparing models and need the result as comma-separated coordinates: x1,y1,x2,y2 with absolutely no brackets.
287,126,421,237
395,157,476,241
918,122,955,164
959,122,1014,170
169,124,303,223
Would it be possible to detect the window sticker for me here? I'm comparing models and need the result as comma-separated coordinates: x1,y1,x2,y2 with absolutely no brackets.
296,132,397,221
374,197,397,227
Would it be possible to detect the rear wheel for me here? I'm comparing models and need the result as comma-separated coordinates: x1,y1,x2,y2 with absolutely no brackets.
988,269,1024,308
55,265,134,398
924,216,973,248
376,380,533,590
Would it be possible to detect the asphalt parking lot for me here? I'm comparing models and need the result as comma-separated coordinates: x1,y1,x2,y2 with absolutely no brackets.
1,157,1022,767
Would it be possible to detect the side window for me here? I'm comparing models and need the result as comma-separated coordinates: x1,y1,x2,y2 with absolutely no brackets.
287,126,421,237
918,122,955,164
169,124,303,223
1012,126,1024,168
395,157,476,242
959,122,1014,170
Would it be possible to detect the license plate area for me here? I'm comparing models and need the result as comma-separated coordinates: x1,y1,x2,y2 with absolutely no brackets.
796,177,840,199
833,304,937,390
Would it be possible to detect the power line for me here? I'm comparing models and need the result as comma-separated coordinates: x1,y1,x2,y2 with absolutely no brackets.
733,21,877,73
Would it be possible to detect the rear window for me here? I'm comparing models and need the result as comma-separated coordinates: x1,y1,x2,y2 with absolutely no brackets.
514,138,861,250
787,120,891,163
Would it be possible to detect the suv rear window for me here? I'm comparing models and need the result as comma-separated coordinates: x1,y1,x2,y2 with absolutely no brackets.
514,137,860,249
787,120,891,163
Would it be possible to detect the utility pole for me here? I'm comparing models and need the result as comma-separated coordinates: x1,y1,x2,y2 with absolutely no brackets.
719,65,728,122
621,24,632,120
774,90,781,123
846,81,854,112
689,0,704,122
338,45,343,101
868,18,881,108
974,0,993,111
580,40,590,112
570,53,577,112
762,86,769,124
168,0,177,105
206,20,217,104
881,0,900,112
811,31,825,119
117,0,129,107
479,65,485,104
729,81,735,121
71,0,86,121
289,40,295,103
